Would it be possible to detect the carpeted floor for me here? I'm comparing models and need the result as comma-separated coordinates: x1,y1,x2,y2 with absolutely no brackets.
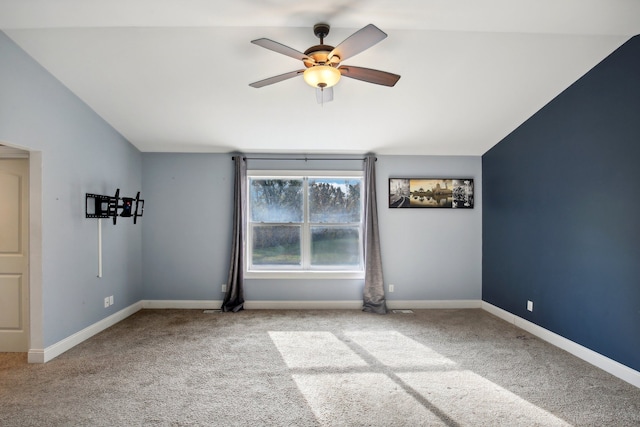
1,309,639,426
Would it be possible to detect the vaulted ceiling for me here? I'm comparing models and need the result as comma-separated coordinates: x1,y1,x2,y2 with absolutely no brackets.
1,1,638,155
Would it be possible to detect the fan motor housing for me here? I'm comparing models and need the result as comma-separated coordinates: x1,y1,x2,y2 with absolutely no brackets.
303,44,339,68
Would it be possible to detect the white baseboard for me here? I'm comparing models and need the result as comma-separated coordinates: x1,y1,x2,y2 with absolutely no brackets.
243,299,481,310
482,301,640,389
387,299,482,309
141,300,222,309
137,299,481,310
245,300,362,309
28,301,143,363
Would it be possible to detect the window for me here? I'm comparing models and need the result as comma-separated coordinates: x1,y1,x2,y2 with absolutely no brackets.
247,171,364,277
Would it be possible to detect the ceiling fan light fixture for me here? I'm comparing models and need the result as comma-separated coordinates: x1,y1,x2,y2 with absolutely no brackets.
303,65,341,88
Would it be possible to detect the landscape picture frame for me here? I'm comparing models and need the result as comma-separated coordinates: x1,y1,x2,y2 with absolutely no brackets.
388,178,474,209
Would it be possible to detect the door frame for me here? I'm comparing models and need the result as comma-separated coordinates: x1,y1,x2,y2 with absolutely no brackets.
28,151,43,361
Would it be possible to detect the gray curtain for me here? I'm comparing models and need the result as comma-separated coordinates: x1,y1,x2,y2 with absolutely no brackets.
362,155,388,314
222,156,246,312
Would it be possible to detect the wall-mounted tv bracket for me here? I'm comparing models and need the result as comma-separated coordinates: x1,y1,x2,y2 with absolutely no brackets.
85,192,116,219
86,190,144,278
85,189,144,224
113,189,145,225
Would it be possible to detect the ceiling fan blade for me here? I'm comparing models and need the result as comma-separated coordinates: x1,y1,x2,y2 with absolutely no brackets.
316,87,334,104
339,66,400,87
328,24,387,62
249,70,305,88
251,38,312,62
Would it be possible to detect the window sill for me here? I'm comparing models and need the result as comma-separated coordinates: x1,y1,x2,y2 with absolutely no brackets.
245,270,365,280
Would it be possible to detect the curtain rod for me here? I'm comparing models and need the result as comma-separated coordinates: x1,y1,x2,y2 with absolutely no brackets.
232,156,376,161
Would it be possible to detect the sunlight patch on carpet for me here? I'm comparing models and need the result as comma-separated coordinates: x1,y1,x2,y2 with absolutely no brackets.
397,370,571,426
269,331,368,369
292,373,447,426
344,331,456,368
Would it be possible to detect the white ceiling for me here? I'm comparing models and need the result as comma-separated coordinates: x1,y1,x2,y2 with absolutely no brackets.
1,0,638,155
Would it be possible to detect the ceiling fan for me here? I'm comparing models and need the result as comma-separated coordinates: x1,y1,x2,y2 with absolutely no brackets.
249,23,401,103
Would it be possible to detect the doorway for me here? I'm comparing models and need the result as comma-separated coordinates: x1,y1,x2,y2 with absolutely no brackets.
0,149,29,351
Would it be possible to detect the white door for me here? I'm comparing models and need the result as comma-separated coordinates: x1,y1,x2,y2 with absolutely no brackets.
0,158,29,351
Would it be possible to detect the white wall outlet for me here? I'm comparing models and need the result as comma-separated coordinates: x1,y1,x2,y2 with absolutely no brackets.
104,297,110,308
527,300,534,312
221,284,227,292
109,295,114,306
389,284,395,293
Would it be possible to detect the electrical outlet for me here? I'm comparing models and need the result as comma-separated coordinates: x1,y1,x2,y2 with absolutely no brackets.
527,300,533,312
221,284,227,292
389,284,395,293
109,295,114,306
104,297,110,308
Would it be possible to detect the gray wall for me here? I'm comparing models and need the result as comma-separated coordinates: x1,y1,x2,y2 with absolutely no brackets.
141,154,482,302
0,31,143,347
378,155,482,300
141,153,233,301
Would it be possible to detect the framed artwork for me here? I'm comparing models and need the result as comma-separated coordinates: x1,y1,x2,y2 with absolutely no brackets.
388,178,474,208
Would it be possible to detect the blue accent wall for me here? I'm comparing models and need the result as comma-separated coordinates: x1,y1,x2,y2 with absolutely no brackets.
483,35,640,371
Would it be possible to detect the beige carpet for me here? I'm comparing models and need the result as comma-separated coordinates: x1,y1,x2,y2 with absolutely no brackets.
1,309,639,426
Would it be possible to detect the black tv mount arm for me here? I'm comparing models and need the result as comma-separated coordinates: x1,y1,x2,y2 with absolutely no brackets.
85,189,144,224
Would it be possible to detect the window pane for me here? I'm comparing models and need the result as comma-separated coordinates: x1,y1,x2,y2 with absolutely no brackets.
309,178,361,223
250,179,303,223
252,225,301,266
311,227,360,266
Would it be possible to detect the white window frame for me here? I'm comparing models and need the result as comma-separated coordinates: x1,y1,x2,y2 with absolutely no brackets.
246,170,365,279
